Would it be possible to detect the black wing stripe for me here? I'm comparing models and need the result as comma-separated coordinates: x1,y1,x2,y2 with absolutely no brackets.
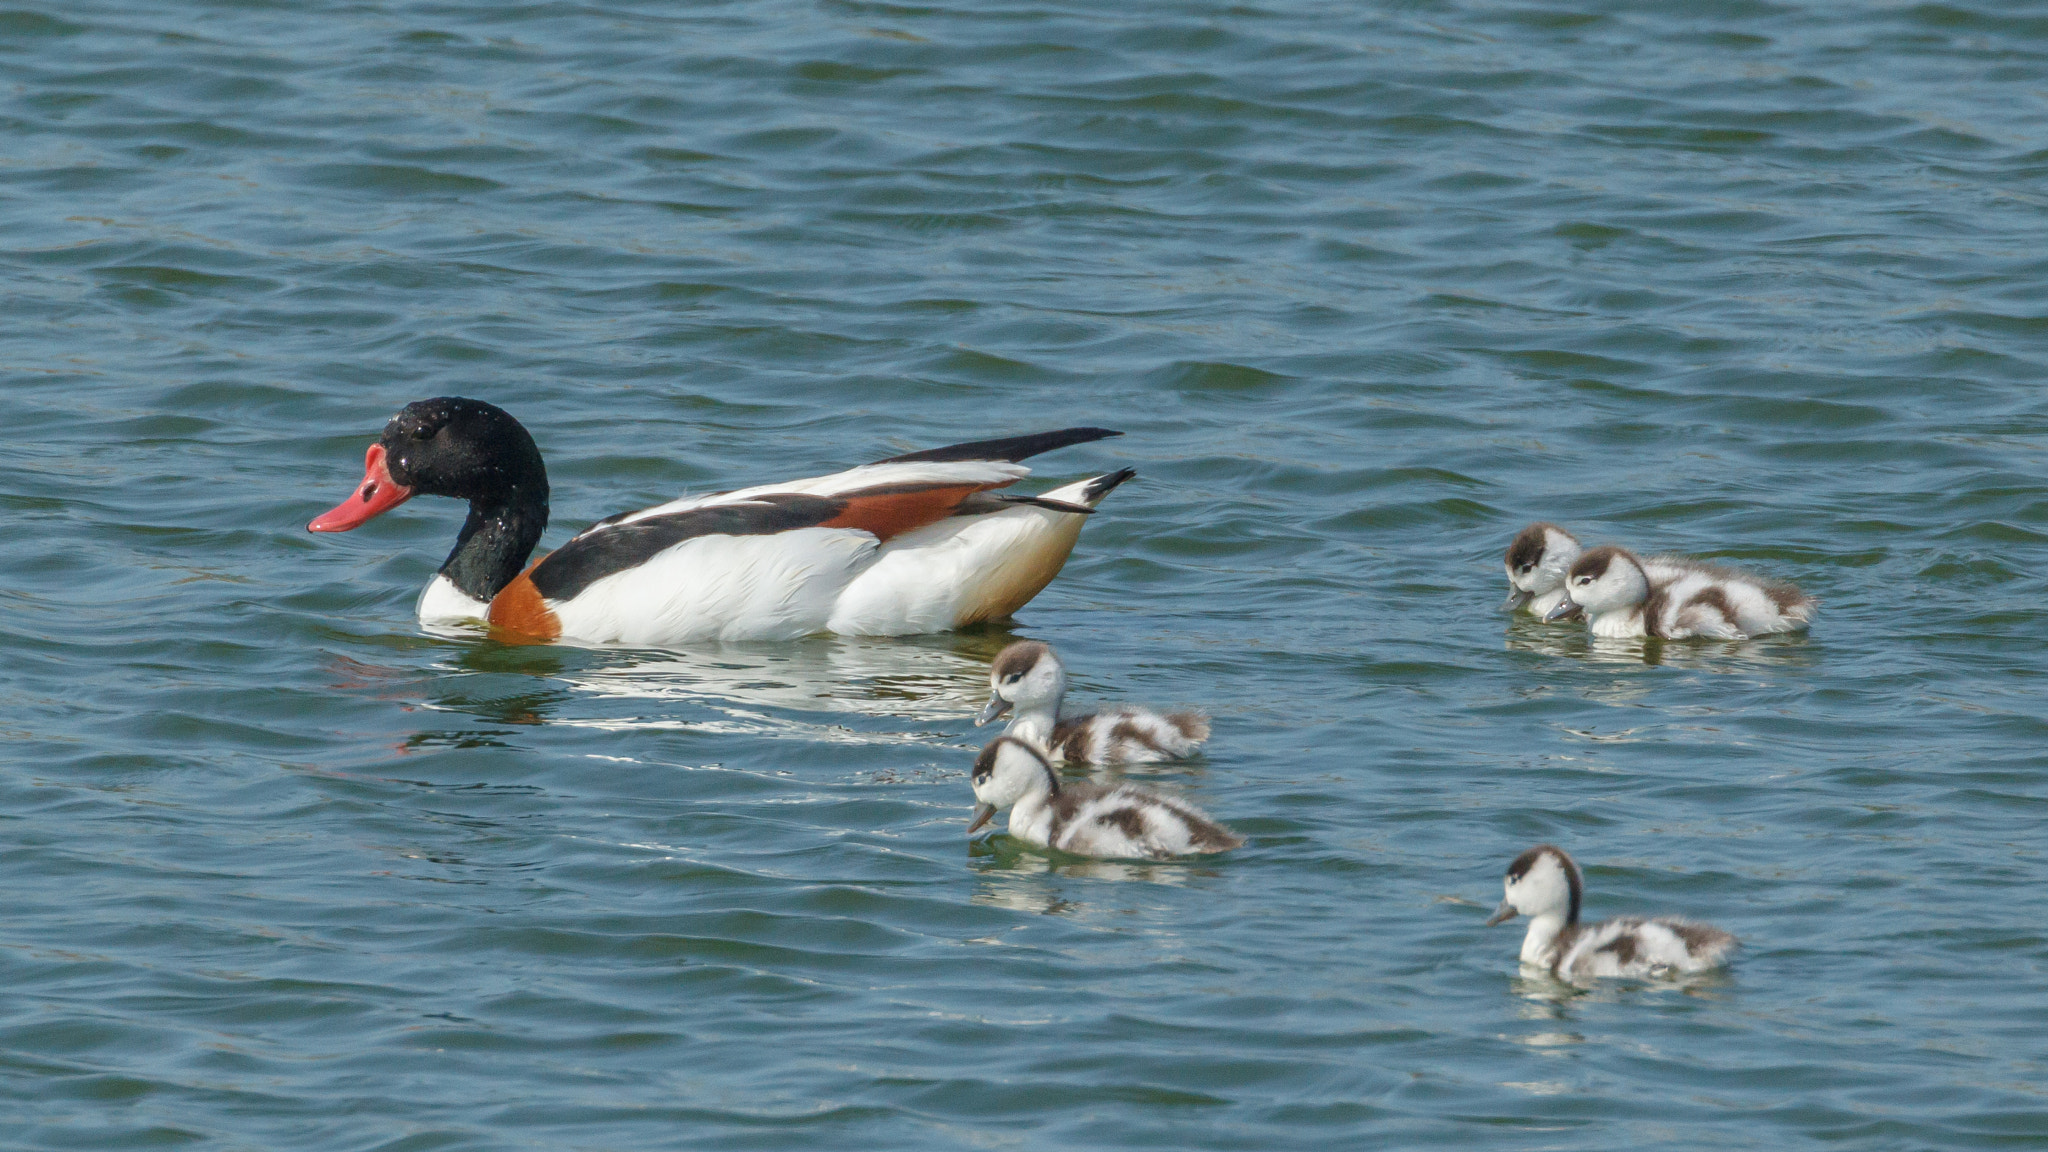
1080,467,1137,503
529,493,844,602
875,427,1123,465
993,494,1095,515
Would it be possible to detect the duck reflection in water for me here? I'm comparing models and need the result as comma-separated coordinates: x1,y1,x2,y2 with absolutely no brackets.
326,644,579,734
534,633,1016,746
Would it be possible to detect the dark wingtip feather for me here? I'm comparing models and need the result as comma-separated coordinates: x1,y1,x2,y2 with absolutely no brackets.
875,427,1124,465
1082,467,1137,503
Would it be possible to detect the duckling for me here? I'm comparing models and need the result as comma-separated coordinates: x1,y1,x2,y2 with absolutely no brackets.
974,640,1209,764
1485,844,1736,981
967,736,1241,859
1545,545,1814,639
1504,522,1584,618
1504,523,1689,620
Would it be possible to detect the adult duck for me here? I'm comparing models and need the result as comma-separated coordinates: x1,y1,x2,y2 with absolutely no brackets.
308,397,1135,644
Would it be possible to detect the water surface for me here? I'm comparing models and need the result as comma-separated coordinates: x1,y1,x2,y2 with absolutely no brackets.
3,0,2047,1148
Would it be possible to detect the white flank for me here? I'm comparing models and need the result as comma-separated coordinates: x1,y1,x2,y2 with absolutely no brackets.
414,465,1121,645
550,527,878,644
826,474,1106,636
1067,708,1206,764
1002,785,1220,860
1556,918,1734,980
1052,788,1209,858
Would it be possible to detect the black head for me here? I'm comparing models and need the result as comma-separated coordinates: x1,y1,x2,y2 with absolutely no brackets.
378,397,548,506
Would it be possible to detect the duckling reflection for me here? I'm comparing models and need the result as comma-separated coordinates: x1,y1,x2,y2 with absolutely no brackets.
968,839,1207,888
1505,619,1818,671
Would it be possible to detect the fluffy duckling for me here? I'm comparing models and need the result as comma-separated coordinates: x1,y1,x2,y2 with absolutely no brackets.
1545,545,1814,639
1504,523,1689,620
974,641,1209,764
1485,844,1736,981
1504,522,1585,618
967,736,1241,859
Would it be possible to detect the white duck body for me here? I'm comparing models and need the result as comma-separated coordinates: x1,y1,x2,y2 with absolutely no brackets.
533,462,1140,644
974,640,1209,764
1485,844,1736,982
308,401,1136,645
1555,545,1814,640
826,473,1124,636
967,737,1241,859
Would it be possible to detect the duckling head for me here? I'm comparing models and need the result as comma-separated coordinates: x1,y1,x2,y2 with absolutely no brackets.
1504,522,1582,609
975,640,1067,726
968,736,1058,833
1485,843,1582,927
1546,545,1648,622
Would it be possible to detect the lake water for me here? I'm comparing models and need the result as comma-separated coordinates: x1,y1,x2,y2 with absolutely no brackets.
4,0,2047,1147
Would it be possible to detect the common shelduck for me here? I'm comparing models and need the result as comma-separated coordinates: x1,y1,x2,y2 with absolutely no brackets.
1544,545,1814,639
1485,844,1736,981
308,398,1135,644
967,736,1240,859
973,640,1208,764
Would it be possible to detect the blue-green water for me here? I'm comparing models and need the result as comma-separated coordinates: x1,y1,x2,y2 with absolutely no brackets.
5,0,2048,1147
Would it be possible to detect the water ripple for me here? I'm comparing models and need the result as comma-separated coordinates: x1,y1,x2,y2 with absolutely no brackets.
1,0,2047,1147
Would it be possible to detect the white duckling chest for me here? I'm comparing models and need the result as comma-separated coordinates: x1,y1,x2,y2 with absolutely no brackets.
1587,605,1648,638
1002,791,1059,848
1002,710,1059,755
1518,914,1571,966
